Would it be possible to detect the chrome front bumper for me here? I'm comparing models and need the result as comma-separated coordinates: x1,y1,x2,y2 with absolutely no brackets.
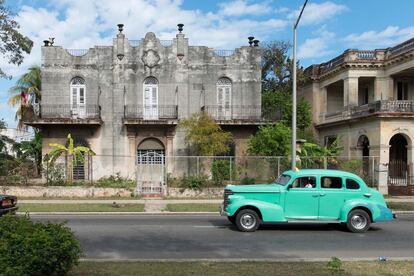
220,204,229,216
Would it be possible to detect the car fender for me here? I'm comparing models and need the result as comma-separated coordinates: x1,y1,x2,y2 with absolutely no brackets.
226,198,286,222
339,199,376,223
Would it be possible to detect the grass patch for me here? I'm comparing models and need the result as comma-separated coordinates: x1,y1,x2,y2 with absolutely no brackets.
388,202,414,211
17,203,145,212
70,261,414,276
18,196,140,200
165,203,220,212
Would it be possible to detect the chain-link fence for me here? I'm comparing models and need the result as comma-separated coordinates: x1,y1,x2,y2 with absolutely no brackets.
1,154,380,189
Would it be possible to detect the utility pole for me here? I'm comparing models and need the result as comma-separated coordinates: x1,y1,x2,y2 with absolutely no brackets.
292,0,308,170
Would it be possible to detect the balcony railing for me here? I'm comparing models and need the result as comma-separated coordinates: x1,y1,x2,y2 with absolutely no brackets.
36,104,101,119
124,105,178,120
202,105,271,121
319,100,414,124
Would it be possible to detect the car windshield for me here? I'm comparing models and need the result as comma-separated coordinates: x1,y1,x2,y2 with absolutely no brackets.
274,174,291,185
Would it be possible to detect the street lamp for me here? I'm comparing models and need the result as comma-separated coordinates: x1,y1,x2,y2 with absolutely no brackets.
291,0,308,170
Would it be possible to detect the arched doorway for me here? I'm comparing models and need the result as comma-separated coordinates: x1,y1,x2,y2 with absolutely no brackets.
137,138,165,195
388,134,408,179
357,135,370,175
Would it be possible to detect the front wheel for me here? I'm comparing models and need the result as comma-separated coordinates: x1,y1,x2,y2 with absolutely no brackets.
346,209,371,233
235,209,260,232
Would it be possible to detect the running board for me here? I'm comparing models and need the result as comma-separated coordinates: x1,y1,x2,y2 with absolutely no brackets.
286,220,340,224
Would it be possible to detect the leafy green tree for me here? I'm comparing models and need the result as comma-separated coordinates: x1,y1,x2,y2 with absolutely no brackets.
19,131,42,175
0,0,33,79
248,123,291,157
45,134,95,181
8,65,41,128
261,41,307,93
0,119,15,155
179,112,233,156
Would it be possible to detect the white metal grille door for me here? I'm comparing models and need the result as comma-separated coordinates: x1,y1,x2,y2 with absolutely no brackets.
136,150,165,195
217,78,231,119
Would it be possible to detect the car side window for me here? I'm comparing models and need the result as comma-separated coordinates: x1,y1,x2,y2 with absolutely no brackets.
292,176,316,189
321,177,343,189
346,179,360,190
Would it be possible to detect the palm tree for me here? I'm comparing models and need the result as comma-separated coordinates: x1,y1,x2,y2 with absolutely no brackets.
8,65,41,128
45,134,95,181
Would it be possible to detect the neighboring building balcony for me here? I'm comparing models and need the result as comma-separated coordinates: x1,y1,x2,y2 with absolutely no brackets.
201,105,280,124
318,100,414,125
23,104,102,125
123,105,178,124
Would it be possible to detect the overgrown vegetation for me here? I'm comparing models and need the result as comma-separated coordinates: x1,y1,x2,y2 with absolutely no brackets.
0,215,81,276
95,173,136,188
211,159,235,185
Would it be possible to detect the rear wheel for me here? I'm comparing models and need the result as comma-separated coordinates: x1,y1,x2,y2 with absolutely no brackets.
346,209,371,233
235,209,260,232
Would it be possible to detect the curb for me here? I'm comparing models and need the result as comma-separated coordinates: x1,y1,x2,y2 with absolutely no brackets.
79,257,414,262
17,211,414,215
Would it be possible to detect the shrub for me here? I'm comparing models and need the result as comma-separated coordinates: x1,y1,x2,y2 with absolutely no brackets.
180,175,210,190
211,159,235,185
95,172,136,188
42,161,66,186
239,176,256,185
0,215,82,276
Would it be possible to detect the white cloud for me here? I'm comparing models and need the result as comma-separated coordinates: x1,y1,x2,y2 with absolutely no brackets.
288,1,347,25
344,26,414,49
218,0,271,17
298,27,336,60
0,0,289,77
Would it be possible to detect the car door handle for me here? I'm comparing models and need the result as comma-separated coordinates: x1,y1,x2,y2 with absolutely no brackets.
312,194,319,197
319,193,326,197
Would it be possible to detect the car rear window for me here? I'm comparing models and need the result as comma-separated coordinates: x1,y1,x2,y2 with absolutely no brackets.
321,177,343,189
346,179,360,190
275,174,291,185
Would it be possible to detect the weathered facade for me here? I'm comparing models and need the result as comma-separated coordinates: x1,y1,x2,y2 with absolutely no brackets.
300,37,414,195
25,24,265,194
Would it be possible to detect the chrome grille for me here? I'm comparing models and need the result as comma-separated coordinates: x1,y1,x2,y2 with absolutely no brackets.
223,189,233,208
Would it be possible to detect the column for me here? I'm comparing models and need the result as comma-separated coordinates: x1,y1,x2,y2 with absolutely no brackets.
374,77,393,101
319,86,327,123
370,144,390,194
343,77,359,107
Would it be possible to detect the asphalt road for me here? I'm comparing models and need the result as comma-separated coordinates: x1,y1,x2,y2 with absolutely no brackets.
32,214,414,260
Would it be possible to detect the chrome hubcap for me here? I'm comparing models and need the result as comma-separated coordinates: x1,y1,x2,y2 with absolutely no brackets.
240,213,256,229
351,215,367,230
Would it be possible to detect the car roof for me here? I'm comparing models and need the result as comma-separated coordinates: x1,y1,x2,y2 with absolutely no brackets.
283,169,361,179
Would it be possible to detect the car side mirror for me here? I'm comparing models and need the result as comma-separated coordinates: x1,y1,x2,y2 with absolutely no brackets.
287,185,292,191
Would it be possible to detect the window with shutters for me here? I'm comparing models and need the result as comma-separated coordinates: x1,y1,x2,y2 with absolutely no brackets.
143,77,158,120
70,77,86,118
216,77,232,119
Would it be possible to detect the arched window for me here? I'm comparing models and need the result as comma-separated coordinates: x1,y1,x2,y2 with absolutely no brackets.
70,77,86,117
217,77,232,119
143,77,158,119
137,138,165,164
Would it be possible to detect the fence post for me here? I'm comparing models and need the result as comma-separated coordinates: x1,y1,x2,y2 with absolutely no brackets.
323,156,327,169
277,157,280,176
229,156,233,182
371,156,375,187
197,156,200,177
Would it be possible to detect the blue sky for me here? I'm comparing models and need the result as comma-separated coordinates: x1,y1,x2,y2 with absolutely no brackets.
1,0,414,127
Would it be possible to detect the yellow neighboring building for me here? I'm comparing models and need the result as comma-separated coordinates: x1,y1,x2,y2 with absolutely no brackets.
300,38,414,195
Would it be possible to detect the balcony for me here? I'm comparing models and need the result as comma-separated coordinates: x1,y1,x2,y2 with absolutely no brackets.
123,105,178,124
201,105,279,124
23,104,102,125
318,100,414,125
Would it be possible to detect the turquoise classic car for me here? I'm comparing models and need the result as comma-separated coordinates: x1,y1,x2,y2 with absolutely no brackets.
221,169,395,233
